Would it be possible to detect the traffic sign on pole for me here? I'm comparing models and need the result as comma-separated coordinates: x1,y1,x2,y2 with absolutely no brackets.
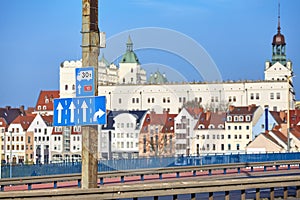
76,67,95,97
53,96,106,126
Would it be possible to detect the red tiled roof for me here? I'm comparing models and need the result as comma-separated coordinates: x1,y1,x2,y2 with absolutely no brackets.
228,105,259,115
35,90,59,112
186,107,203,118
195,112,226,129
262,132,284,148
271,130,288,144
141,112,177,133
270,111,283,124
11,114,36,131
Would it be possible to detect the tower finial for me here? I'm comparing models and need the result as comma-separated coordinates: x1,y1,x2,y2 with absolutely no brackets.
277,0,281,33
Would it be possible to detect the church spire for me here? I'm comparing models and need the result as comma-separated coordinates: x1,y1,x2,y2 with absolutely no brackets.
272,0,286,65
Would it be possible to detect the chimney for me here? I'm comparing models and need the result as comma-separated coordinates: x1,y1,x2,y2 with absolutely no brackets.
5,106,11,110
264,105,269,131
206,110,211,121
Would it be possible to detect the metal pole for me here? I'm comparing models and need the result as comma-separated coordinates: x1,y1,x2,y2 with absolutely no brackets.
287,76,290,152
10,131,12,178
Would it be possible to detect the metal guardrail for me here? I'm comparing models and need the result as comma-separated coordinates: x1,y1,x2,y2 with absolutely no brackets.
1,174,300,199
0,160,299,192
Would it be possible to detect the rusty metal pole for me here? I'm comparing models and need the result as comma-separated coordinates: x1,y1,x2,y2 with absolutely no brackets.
81,0,99,189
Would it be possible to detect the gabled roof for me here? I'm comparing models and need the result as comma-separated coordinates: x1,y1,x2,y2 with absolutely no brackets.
35,90,59,112
103,110,148,130
0,106,25,125
141,112,177,133
261,132,284,148
271,129,288,144
270,111,284,124
228,104,259,115
194,111,226,129
11,114,36,131
41,115,53,126
185,107,203,119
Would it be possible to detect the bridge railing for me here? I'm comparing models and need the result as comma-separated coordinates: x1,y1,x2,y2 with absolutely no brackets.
1,152,300,178
1,159,300,192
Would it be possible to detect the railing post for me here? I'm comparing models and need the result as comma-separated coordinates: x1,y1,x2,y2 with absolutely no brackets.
208,169,212,176
121,176,124,183
251,166,254,172
256,188,260,200
172,194,178,200
140,174,144,181
225,191,230,200
284,186,288,199
264,166,267,171
54,181,57,189
270,187,275,200
193,170,196,176
100,177,104,185
276,165,279,171
28,183,32,190
159,173,163,180
208,192,213,200
191,193,196,200
176,172,180,178
223,168,227,174
288,164,291,170
241,189,246,200
237,167,240,174
78,179,81,188
1,185,4,192
296,186,300,198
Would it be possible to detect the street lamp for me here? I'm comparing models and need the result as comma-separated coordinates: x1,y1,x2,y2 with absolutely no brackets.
9,131,12,178
285,75,293,152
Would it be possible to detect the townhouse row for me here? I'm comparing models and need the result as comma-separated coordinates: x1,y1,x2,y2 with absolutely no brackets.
1,97,299,164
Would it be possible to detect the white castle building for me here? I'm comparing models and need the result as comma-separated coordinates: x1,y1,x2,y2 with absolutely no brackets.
60,19,295,114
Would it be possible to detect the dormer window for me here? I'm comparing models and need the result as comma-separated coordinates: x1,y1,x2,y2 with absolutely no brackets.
208,125,215,129
43,105,47,110
218,124,224,129
38,105,41,110
198,124,205,129
246,115,251,121
234,116,238,122
227,116,232,122
239,116,244,121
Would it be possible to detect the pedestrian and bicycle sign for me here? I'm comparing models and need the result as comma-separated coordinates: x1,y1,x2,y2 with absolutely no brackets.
76,67,95,97
53,96,106,126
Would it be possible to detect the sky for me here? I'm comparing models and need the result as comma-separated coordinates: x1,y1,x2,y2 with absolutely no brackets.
1,0,300,108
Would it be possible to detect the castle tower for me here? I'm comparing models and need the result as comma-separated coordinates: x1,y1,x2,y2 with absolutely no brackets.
264,2,293,81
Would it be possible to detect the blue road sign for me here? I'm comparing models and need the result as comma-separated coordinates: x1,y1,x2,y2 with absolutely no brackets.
76,67,95,97
53,96,106,126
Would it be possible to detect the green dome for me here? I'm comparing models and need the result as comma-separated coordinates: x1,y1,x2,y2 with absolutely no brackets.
148,70,168,84
120,36,140,64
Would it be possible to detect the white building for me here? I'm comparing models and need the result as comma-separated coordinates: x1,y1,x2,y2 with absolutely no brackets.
99,110,147,160
27,114,53,164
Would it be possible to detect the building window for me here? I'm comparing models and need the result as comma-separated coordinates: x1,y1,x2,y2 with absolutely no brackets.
227,116,232,121
233,96,236,102
276,92,280,99
132,98,135,103
256,93,259,100
246,125,249,130
65,85,68,91
119,98,122,104
228,144,231,150
236,144,240,150
221,144,224,151
246,115,251,121
234,116,238,122
270,93,274,100
250,93,254,100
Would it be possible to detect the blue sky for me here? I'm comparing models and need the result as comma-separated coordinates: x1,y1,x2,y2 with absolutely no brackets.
1,0,300,108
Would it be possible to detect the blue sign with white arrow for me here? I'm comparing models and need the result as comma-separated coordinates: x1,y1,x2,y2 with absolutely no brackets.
76,67,95,97
53,96,106,126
